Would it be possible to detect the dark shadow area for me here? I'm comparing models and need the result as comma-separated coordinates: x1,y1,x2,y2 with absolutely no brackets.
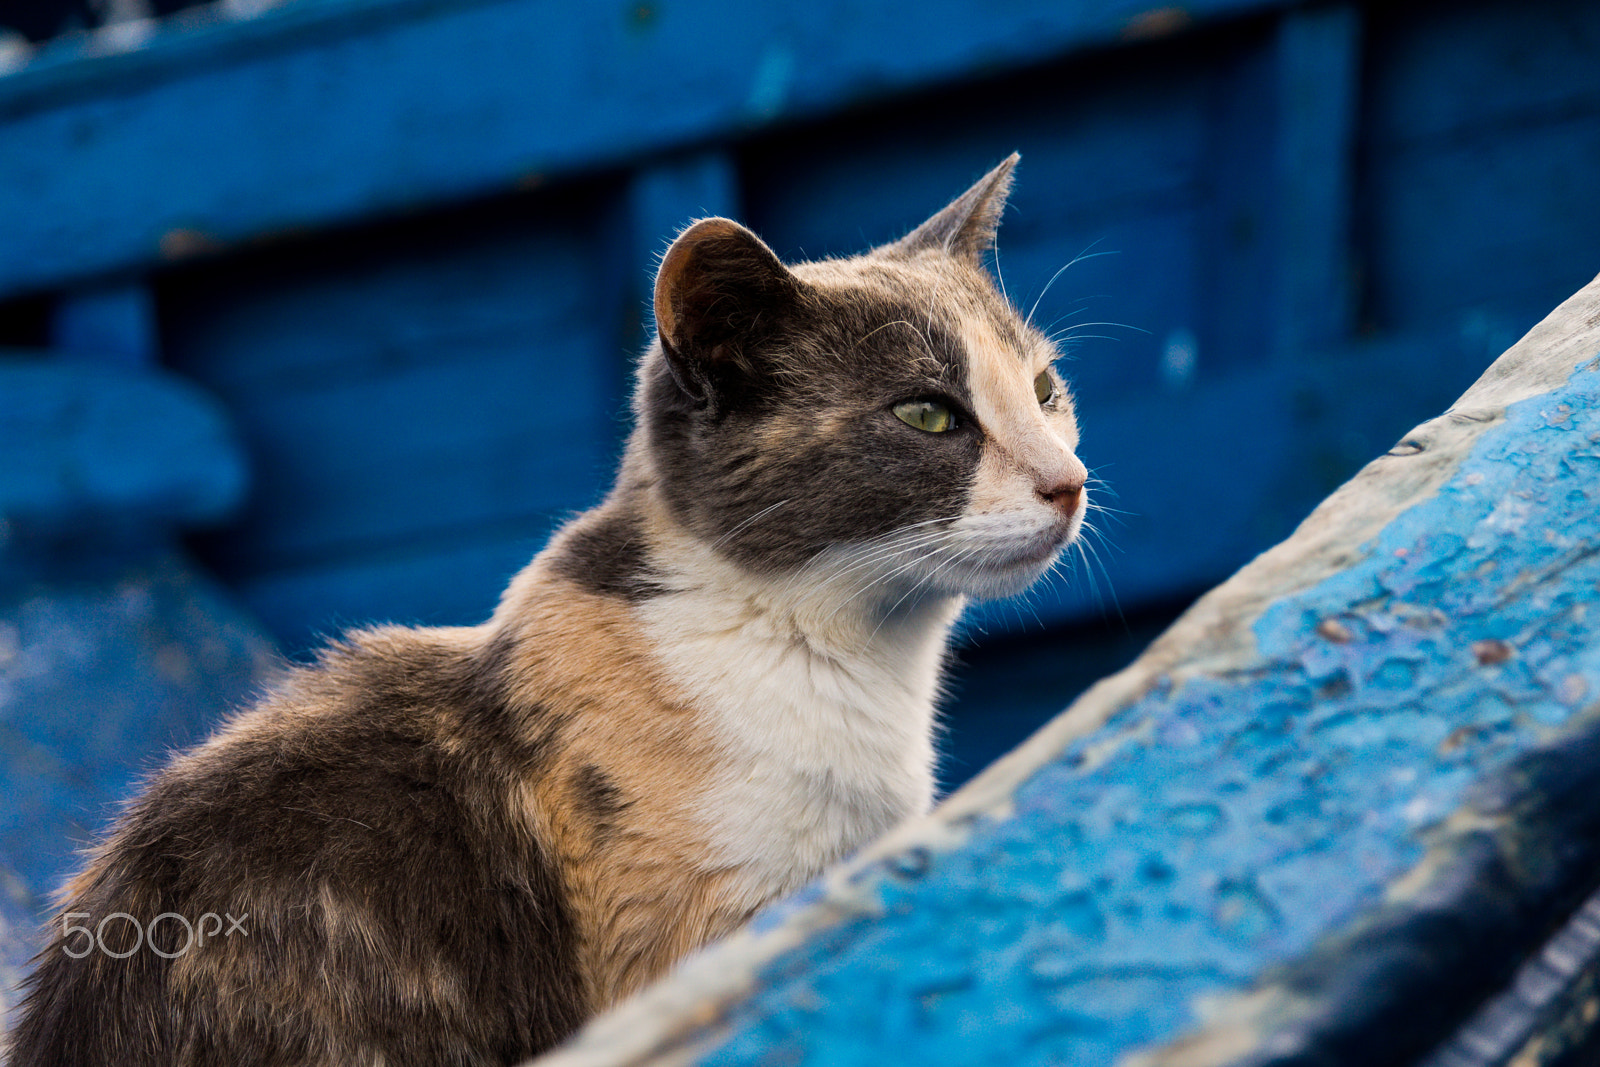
0,293,51,348
0,0,212,43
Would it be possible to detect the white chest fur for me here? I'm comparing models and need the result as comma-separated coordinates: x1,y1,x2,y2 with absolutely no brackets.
634,543,962,904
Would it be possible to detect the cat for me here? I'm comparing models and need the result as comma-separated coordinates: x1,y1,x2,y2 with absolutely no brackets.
6,153,1089,1066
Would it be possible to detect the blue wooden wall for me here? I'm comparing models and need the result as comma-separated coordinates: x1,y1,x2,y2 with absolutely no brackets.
2,0,1599,991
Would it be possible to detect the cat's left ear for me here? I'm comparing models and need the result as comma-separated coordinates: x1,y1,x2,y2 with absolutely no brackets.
654,218,803,403
892,153,1019,265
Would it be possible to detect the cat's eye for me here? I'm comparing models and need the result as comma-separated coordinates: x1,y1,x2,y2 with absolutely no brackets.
892,399,956,433
1034,370,1055,405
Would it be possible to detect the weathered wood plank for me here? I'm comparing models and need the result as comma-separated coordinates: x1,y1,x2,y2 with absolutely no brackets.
1359,0,1600,334
230,521,556,654
0,357,246,530
0,0,1288,301
1363,0,1600,147
528,270,1600,1066
49,281,159,366
1271,4,1360,357
154,191,624,647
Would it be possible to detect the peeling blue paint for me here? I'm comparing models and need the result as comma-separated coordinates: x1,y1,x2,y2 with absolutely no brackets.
689,358,1600,1066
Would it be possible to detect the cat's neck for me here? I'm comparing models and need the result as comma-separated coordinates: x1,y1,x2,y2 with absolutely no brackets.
590,480,963,894
620,472,964,670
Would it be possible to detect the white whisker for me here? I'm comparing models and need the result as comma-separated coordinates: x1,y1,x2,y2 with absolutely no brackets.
1025,244,1118,331
868,538,987,642
711,499,793,550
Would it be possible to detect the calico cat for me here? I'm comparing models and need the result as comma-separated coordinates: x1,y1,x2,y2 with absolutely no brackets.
7,154,1089,1066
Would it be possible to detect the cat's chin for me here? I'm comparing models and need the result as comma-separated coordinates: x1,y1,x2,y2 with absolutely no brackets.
927,529,1076,602
960,547,1066,600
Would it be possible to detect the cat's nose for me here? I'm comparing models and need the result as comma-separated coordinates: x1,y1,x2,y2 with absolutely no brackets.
1038,477,1084,518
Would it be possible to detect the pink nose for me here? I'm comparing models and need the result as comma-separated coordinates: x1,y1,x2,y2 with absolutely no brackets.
1038,478,1083,518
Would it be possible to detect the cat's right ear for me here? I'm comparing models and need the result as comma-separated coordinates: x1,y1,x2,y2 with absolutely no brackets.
653,218,802,404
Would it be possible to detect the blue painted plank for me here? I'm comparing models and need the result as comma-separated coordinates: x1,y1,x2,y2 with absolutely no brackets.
157,185,618,391
194,330,614,560
1361,117,1600,336
0,0,1291,300
160,194,624,586
0,357,246,530
1363,0,1600,147
1271,4,1360,356
629,152,742,254
230,522,557,654
538,272,1600,1067
1359,0,1600,335
49,281,159,366
744,82,1209,263
1194,25,1277,382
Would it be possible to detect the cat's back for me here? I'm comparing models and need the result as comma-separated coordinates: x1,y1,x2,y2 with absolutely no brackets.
9,623,589,1066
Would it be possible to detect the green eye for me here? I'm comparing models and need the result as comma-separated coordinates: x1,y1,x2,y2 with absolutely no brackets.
892,399,955,433
1034,370,1055,405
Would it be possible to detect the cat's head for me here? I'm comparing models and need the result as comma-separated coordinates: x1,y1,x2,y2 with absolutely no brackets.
639,155,1088,605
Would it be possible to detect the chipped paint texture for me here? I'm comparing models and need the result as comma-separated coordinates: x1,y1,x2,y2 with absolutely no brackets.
538,277,1600,1067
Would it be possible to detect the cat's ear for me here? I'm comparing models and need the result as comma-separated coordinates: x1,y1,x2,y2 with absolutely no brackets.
892,153,1020,264
653,218,802,402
